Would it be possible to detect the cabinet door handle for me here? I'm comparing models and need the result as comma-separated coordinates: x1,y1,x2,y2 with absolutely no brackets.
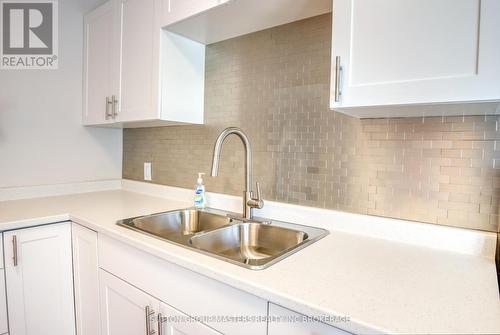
12,235,18,266
334,56,342,102
145,306,156,335
112,95,118,119
157,313,164,335
105,97,113,120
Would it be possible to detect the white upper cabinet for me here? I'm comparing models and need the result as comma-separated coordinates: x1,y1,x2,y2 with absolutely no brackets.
83,1,117,125
83,0,205,127
4,223,75,335
330,0,500,116
115,0,160,123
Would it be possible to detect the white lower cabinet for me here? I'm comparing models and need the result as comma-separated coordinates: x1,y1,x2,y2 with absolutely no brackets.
3,223,76,335
72,223,101,335
100,269,219,335
98,234,268,335
0,223,348,335
158,302,221,335
0,270,8,335
0,237,7,335
268,304,351,335
100,270,159,335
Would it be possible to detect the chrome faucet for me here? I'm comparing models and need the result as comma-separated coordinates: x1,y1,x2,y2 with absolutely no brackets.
211,127,264,220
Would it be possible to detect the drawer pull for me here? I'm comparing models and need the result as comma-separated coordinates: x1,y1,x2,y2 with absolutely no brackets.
145,306,156,335
12,235,18,266
334,56,342,102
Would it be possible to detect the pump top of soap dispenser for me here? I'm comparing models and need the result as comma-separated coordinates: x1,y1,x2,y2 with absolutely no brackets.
197,172,205,185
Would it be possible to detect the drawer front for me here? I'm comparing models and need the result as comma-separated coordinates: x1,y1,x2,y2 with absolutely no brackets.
98,235,267,335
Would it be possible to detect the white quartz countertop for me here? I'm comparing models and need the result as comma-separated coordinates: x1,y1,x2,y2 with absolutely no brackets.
0,189,499,334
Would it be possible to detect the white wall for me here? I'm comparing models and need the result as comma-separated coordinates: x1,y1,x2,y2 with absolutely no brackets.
0,0,122,188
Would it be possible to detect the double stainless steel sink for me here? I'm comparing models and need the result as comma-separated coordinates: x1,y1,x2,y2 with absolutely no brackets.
117,208,328,270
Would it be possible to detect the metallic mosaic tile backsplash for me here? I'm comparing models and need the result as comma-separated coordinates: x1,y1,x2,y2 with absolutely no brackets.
124,14,500,233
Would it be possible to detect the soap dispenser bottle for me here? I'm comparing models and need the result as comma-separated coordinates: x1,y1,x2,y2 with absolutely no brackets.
194,173,206,208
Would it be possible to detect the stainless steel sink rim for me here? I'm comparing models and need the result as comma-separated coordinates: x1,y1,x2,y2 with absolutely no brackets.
117,207,329,270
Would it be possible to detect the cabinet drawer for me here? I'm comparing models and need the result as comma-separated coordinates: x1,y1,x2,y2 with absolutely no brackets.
98,235,267,335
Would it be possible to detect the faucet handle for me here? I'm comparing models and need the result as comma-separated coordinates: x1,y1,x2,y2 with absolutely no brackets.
248,182,264,209
255,182,262,200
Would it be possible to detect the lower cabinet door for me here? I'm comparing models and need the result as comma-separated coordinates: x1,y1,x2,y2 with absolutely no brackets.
72,223,100,335
268,304,351,335
3,222,75,335
0,270,7,334
99,270,160,335
158,302,221,335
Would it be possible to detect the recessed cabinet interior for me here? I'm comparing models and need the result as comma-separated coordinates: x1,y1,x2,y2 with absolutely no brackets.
330,0,500,117
165,0,332,44
161,0,229,27
83,0,205,127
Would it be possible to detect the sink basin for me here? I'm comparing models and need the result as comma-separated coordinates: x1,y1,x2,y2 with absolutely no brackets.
117,208,328,270
118,209,232,242
189,222,309,267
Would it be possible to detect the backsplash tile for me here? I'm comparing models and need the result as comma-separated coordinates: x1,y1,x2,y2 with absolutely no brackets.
123,14,500,233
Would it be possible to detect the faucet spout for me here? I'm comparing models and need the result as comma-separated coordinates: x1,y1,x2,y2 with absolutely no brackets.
211,127,263,219
211,127,252,188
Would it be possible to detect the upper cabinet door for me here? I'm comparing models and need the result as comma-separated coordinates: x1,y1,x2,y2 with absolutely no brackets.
4,223,75,335
331,0,500,110
161,0,227,27
83,1,116,125
114,0,161,122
